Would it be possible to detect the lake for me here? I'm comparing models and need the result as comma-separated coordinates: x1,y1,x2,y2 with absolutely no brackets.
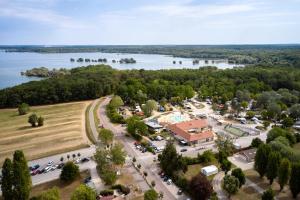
0,51,242,89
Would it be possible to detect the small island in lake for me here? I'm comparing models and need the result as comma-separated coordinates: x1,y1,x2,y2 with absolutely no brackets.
21,67,70,78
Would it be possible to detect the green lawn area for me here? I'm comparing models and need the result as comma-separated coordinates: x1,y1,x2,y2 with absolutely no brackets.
184,160,219,181
292,142,300,154
232,186,261,200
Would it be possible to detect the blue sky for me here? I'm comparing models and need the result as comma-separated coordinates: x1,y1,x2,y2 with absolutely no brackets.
0,0,299,45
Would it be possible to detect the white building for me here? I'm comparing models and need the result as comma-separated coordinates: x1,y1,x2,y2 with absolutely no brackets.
201,165,218,176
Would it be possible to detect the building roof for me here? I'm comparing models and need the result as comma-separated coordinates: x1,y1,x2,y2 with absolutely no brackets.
201,165,218,173
145,121,163,129
167,119,214,142
239,148,257,161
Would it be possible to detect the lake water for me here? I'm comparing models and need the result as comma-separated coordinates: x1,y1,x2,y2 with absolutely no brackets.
0,51,242,89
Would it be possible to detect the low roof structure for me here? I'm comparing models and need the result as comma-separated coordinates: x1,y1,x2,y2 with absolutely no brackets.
167,119,214,142
145,121,163,129
201,165,218,176
239,148,257,162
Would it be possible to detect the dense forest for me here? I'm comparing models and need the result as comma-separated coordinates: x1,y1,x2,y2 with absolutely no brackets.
1,64,300,109
1,45,300,66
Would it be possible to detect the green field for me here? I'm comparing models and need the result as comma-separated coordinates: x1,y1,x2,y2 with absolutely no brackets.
0,101,91,164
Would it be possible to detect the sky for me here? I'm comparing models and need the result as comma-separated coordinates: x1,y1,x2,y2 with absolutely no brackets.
0,0,299,45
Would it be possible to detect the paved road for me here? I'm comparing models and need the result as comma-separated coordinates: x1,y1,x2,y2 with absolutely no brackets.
212,172,228,200
98,97,186,200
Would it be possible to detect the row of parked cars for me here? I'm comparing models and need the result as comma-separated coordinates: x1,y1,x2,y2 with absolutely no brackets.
29,157,90,176
158,171,183,195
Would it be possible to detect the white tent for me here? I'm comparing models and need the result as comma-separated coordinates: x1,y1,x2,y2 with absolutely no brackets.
201,165,218,176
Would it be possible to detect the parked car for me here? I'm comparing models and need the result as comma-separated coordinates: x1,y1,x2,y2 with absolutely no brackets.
177,189,183,195
81,157,90,163
167,179,172,185
180,148,187,152
57,163,64,169
47,161,54,166
75,158,81,164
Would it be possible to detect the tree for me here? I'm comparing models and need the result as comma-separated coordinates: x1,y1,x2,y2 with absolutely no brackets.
71,184,96,200
289,162,300,198
60,157,64,162
261,188,275,200
223,175,239,197
254,144,271,177
278,158,291,191
267,103,281,120
241,101,248,110
158,141,183,176
215,135,234,156
246,111,256,119
267,127,296,145
251,137,263,148
60,161,79,182
110,95,124,108
189,173,213,200
37,187,60,200
231,168,246,188
12,150,31,200
220,159,232,175
263,121,270,129
289,104,300,120
18,103,30,115
266,152,281,185
38,116,44,126
101,169,117,185
94,149,109,172
1,158,13,200
144,189,158,200
110,143,126,166
142,100,158,117
28,113,38,127
198,150,215,163
98,128,114,146
282,117,294,128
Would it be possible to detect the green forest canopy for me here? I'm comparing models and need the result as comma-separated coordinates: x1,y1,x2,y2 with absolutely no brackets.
1,63,300,108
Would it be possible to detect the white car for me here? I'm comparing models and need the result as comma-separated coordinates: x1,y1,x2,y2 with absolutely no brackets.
75,158,81,164
47,161,54,166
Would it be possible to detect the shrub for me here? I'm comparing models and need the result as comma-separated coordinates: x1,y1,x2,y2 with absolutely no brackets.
99,189,114,196
18,103,30,115
60,162,79,182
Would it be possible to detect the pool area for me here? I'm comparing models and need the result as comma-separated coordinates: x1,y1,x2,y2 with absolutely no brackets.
157,111,191,124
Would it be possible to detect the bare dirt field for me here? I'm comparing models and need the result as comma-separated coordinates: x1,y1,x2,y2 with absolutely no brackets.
0,101,91,164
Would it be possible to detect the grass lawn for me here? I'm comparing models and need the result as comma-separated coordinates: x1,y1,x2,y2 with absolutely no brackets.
184,160,219,181
0,101,91,165
292,142,300,154
244,169,299,200
30,171,90,200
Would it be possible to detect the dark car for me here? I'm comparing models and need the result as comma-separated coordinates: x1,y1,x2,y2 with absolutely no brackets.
163,177,168,182
177,189,183,195
81,158,90,163
57,163,64,169
84,176,92,183
180,148,187,152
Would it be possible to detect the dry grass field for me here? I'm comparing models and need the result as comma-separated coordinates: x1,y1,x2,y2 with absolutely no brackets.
0,101,92,164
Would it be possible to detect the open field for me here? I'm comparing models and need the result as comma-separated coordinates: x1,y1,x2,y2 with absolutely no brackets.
0,101,91,164
30,171,90,200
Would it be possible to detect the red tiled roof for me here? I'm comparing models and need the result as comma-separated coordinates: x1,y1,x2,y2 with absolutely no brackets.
167,119,214,142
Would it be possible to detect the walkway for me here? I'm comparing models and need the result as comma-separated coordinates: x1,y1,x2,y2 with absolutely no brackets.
212,172,228,200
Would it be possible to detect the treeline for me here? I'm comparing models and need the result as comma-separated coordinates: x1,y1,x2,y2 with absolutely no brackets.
2,45,300,67
1,64,300,108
